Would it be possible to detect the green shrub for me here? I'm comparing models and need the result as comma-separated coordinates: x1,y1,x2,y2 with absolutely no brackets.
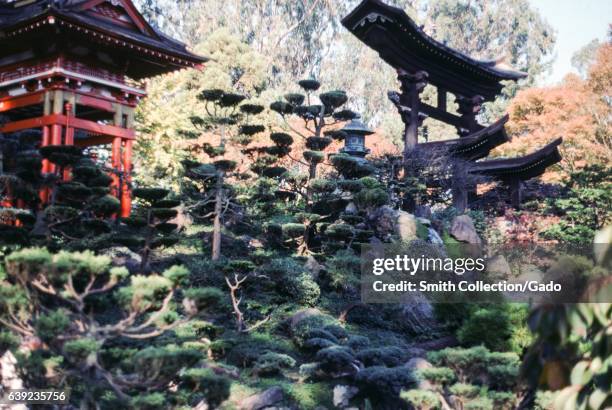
303,337,336,351
180,368,230,408
347,335,370,350
488,364,519,390
253,352,296,376
400,389,441,409
282,273,320,306
487,391,515,408
449,383,480,398
183,287,225,310
464,396,493,410
418,366,457,386
428,346,489,382
226,336,288,368
457,306,512,351
326,249,360,290
356,347,405,367
302,329,338,344
355,366,416,402
315,346,356,374
291,314,338,347
323,324,348,340
0,331,19,353
131,392,166,409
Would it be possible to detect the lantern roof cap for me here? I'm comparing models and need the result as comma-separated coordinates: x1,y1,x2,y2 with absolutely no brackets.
342,116,375,135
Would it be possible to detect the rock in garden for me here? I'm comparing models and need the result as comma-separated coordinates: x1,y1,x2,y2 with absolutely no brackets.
396,211,418,242
450,215,482,245
333,385,359,408
240,386,284,410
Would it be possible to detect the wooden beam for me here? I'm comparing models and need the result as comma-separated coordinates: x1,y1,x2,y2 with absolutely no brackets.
77,95,115,112
0,114,135,139
418,102,484,130
74,135,114,147
0,93,44,112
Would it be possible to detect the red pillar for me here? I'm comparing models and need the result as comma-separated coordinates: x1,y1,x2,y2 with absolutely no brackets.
63,103,75,181
121,139,132,217
40,125,51,203
111,137,122,199
49,124,62,173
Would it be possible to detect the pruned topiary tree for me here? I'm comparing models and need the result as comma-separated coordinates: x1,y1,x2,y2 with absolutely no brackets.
114,187,181,273
0,247,228,408
181,89,265,261
0,144,120,251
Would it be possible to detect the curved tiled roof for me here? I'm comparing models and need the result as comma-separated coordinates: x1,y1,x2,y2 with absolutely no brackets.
418,115,510,161
471,138,563,181
342,0,527,100
0,0,206,75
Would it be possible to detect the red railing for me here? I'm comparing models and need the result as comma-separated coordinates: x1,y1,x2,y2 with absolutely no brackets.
0,58,134,86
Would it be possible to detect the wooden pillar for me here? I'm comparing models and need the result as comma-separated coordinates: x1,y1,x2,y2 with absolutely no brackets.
397,70,428,152
121,139,133,217
111,137,122,198
453,186,468,213
456,95,484,137
111,104,124,199
120,107,135,217
510,178,523,209
63,102,75,181
49,90,64,172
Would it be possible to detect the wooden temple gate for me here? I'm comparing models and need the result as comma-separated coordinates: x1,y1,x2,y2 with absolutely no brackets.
342,0,563,210
0,0,205,217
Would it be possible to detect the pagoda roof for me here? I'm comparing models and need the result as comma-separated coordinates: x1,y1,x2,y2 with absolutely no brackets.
0,0,206,79
418,114,510,161
471,138,563,181
342,0,527,101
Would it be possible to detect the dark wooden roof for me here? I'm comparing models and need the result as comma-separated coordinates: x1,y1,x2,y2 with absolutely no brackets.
0,0,206,79
419,115,510,161
342,0,527,101
471,138,563,181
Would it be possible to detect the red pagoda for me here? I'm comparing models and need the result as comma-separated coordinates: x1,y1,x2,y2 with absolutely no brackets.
342,0,562,210
0,0,206,216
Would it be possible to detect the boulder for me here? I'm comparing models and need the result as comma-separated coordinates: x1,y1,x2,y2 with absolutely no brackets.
396,211,418,242
368,206,397,239
399,292,438,335
449,215,482,246
345,202,358,215
304,256,324,279
240,386,284,410
487,255,512,279
106,246,142,271
333,385,359,408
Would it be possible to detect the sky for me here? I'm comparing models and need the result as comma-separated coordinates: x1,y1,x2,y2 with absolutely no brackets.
531,0,610,84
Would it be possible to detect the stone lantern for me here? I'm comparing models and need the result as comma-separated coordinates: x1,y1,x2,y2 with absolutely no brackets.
340,116,373,159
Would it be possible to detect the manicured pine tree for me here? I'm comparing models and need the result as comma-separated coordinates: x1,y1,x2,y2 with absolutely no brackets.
0,143,120,251
181,89,265,261
0,247,229,408
270,79,357,179
268,80,360,254
114,187,181,273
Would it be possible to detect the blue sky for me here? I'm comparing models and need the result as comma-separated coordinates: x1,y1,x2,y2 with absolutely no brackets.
531,0,610,84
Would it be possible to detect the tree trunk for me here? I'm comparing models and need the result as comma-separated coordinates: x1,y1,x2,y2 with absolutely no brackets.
212,124,226,262
212,172,224,261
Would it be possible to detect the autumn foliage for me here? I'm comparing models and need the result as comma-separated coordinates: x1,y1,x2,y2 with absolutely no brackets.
498,43,611,181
